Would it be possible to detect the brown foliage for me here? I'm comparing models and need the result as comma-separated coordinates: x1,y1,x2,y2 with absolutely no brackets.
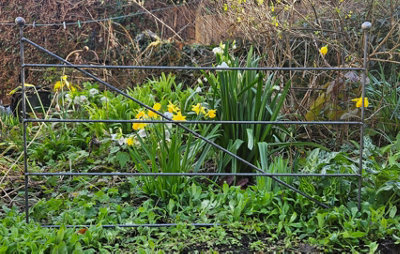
0,0,203,104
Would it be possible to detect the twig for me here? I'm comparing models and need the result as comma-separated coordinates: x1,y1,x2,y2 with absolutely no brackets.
132,0,184,42
370,20,400,56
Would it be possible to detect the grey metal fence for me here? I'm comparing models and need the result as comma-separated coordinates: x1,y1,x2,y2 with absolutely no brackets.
15,16,372,228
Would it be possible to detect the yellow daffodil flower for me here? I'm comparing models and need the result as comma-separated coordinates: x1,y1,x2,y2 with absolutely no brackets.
53,81,62,92
125,137,134,146
352,97,369,108
320,46,328,56
53,75,76,92
172,112,186,121
135,110,147,119
133,110,148,130
148,103,161,118
132,122,147,130
192,103,206,115
168,101,179,113
207,109,217,119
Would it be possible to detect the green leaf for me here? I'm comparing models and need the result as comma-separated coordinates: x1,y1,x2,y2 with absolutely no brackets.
367,242,379,254
389,205,397,218
116,151,130,168
342,231,366,238
168,199,175,215
258,142,269,171
55,226,65,244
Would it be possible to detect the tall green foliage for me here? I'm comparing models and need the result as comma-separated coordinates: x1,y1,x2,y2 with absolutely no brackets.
206,43,290,173
366,66,400,140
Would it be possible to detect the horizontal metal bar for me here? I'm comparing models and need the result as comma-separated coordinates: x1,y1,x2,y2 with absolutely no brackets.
42,223,219,228
23,63,365,72
24,118,363,125
26,172,360,177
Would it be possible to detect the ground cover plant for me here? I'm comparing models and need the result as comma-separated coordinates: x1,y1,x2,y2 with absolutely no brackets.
1,60,400,252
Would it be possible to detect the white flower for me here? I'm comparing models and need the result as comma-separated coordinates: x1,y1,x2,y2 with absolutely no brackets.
100,96,108,103
65,93,72,103
165,129,171,141
163,112,173,119
118,137,125,146
216,62,229,70
163,112,174,129
73,96,80,104
80,95,88,104
73,95,88,104
163,112,174,128
89,88,99,96
137,128,147,138
212,47,223,55
111,133,118,141
195,87,202,93
203,77,208,82
273,85,281,91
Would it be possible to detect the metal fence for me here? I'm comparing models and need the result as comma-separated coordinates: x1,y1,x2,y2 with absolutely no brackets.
15,17,372,228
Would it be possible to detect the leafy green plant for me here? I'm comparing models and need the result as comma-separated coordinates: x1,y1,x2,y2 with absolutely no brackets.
366,65,400,141
128,120,219,200
256,153,292,192
205,43,290,173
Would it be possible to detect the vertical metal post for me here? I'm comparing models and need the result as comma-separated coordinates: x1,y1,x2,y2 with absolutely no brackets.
16,17,29,223
358,21,371,211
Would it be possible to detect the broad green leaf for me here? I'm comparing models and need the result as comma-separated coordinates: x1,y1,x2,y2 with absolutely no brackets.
116,151,130,168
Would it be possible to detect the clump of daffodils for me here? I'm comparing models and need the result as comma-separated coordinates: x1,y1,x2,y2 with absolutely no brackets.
352,97,369,108
191,103,217,119
54,75,76,92
192,103,206,115
132,101,217,132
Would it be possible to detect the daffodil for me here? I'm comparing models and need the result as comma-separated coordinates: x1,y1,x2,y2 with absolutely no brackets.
53,81,63,92
135,110,147,119
168,101,179,113
125,137,134,146
352,97,369,108
192,103,206,115
172,112,186,121
133,110,148,130
53,75,76,92
320,46,328,56
207,109,217,119
132,122,147,130
148,103,161,118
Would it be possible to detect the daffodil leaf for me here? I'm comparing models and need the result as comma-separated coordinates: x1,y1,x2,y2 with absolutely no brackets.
8,84,36,95
258,142,269,171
